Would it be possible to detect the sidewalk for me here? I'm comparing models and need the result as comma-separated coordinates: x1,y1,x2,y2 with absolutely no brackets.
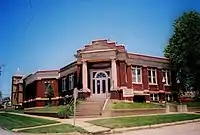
6,111,200,134
7,112,110,134
12,123,63,132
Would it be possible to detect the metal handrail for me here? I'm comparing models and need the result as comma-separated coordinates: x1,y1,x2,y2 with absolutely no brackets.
65,98,74,112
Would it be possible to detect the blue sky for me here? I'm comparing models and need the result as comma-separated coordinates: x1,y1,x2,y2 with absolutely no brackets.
0,0,199,96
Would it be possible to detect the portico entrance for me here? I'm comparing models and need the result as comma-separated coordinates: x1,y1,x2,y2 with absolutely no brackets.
91,70,110,98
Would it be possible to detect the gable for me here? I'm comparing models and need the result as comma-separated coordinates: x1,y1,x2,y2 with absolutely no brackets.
81,41,116,52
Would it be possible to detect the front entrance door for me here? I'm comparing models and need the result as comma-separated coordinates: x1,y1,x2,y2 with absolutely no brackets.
96,79,107,95
91,71,110,98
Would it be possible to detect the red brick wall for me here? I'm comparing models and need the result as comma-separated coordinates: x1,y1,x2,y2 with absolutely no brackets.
117,62,121,87
132,84,143,91
36,81,44,98
36,79,59,98
165,86,171,91
119,61,126,86
149,85,158,91
142,66,149,90
126,65,132,89
35,101,44,107
116,63,172,95
157,68,164,90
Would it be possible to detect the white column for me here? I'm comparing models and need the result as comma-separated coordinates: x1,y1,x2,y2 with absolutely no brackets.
82,61,89,92
111,59,118,90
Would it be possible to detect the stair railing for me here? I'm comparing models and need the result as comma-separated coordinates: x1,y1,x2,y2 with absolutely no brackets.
65,98,75,116
101,91,110,116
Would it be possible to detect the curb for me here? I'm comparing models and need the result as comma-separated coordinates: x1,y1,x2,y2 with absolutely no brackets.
107,118,200,134
19,132,87,135
89,129,111,135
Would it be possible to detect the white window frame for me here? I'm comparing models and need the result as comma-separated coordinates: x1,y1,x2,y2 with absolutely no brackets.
162,70,171,86
132,66,142,84
62,77,66,91
150,94,159,101
69,73,74,90
148,68,157,85
165,94,173,102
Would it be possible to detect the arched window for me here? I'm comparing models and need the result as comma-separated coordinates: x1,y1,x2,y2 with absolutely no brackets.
96,72,107,78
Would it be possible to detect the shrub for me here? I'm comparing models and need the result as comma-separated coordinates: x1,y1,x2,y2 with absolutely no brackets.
57,104,73,119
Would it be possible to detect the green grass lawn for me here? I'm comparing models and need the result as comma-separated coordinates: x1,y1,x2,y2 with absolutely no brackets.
183,102,200,107
111,102,163,109
88,113,200,129
4,109,24,114
20,124,87,133
25,105,66,113
0,113,58,130
171,101,200,107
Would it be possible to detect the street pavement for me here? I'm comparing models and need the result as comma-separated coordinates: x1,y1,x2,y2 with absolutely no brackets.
110,122,200,135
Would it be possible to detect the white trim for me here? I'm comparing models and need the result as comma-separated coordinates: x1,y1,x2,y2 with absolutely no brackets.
24,97,63,103
132,66,142,84
150,93,159,101
165,93,173,101
90,69,110,96
162,69,171,86
69,73,74,90
148,68,157,85
62,77,66,91
81,49,116,54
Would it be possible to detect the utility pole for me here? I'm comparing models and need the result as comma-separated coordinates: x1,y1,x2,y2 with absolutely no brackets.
0,64,5,105
0,64,5,76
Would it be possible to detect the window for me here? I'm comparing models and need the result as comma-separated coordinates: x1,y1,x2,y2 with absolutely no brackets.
132,66,142,83
44,82,51,88
150,94,159,101
165,94,173,102
62,78,66,91
69,74,74,90
163,70,171,85
44,82,52,93
148,68,157,84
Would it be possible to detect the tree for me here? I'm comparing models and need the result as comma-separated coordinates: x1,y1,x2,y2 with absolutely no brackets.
164,10,200,97
0,91,2,105
45,83,54,106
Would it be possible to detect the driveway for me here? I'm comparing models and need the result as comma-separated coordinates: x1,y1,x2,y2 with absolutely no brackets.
110,122,200,135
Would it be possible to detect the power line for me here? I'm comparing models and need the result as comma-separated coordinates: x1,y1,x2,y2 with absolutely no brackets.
0,64,5,76
29,0,32,9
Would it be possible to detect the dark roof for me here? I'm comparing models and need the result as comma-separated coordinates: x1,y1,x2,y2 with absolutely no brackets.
60,61,77,72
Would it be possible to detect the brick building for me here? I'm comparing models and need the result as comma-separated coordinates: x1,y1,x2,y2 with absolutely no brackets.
11,74,23,107
12,39,175,108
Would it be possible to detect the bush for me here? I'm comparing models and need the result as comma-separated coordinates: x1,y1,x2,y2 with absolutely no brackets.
57,104,73,119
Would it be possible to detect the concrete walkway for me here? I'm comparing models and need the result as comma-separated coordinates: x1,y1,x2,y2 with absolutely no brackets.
12,123,63,132
5,112,200,134
6,112,110,134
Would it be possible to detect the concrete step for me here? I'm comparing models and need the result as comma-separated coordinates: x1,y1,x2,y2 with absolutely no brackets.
77,107,102,110
71,114,101,118
75,112,101,116
75,98,106,118
76,108,101,112
77,105,102,109
78,102,103,105
78,101,104,104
